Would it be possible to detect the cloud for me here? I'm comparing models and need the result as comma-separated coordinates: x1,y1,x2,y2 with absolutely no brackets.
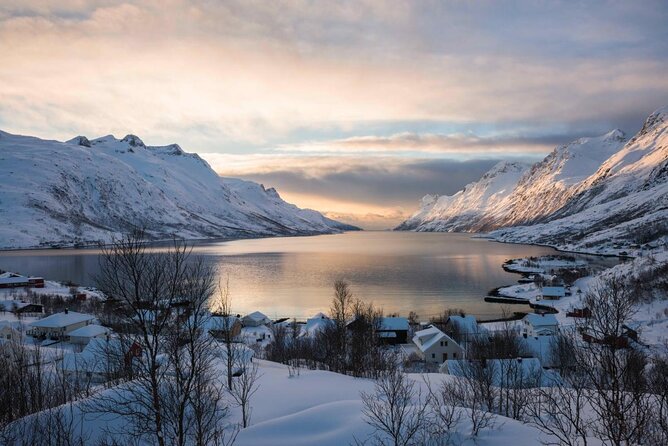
275,132,574,155
0,0,667,151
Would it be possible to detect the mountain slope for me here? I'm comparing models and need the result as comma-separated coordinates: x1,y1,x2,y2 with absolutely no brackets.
492,106,668,251
0,131,356,249
396,161,529,231
397,106,668,251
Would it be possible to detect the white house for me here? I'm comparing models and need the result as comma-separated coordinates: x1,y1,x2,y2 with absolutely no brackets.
0,320,22,341
0,272,29,288
412,325,463,364
61,336,130,383
541,286,566,300
522,313,559,337
67,324,111,345
302,312,333,337
27,310,96,340
520,335,560,368
204,315,242,340
242,311,271,327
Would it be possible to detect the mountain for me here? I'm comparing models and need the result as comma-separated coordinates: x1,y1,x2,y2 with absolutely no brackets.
396,161,529,231
0,131,357,249
397,106,668,252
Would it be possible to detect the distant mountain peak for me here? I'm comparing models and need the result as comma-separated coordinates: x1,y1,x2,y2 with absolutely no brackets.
66,135,91,147
120,134,146,148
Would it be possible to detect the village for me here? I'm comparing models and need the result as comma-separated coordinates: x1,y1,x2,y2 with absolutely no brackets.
0,253,650,391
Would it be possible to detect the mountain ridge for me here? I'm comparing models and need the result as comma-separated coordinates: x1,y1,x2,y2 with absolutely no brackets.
396,106,668,252
0,130,357,249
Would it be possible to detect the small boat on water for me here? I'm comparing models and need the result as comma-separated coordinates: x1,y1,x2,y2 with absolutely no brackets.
518,275,536,284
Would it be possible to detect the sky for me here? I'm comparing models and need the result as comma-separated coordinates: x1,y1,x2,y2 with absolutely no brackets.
1,1,668,229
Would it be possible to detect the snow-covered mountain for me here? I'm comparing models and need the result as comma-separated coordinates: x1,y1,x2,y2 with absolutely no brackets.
0,131,356,249
397,106,668,251
396,161,529,231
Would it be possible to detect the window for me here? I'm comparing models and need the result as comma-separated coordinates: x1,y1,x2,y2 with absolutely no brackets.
444,341,448,346
431,353,435,359
453,352,458,359
443,353,448,361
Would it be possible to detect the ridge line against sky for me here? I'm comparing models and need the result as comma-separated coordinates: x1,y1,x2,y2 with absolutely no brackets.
1,0,667,228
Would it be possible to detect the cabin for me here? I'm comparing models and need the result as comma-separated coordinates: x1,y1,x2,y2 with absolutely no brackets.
242,311,271,327
204,315,242,340
67,324,111,345
566,307,591,318
0,321,22,341
28,277,45,288
0,272,30,288
303,312,334,337
522,313,559,337
541,286,566,300
412,325,463,364
61,337,141,383
378,317,409,345
520,334,560,368
27,310,96,340
0,300,43,316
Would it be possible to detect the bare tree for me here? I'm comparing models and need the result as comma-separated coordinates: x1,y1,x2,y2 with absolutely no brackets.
359,363,428,446
210,278,239,389
89,231,232,446
330,280,354,373
230,361,260,429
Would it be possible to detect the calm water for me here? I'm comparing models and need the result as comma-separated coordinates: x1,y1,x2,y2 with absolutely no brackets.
0,232,616,320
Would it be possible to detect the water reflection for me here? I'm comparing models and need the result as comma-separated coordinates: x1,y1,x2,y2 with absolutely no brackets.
0,232,617,319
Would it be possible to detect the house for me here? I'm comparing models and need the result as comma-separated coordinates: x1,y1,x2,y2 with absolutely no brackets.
522,313,559,337
520,335,560,368
0,272,30,288
67,324,111,345
0,300,43,316
303,312,334,337
241,324,273,344
541,286,566,300
241,311,271,327
0,321,22,341
378,317,409,345
61,336,141,383
27,310,96,340
440,357,558,387
28,277,45,288
412,325,463,364
204,315,242,340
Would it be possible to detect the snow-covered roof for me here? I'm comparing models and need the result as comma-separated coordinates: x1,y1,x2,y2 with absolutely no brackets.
447,315,479,333
523,313,559,327
303,314,333,336
412,325,456,352
0,272,23,279
29,311,95,329
61,337,124,373
310,312,328,319
67,324,110,338
380,317,409,331
244,311,269,322
542,286,566,297
0,273,28,283
520,335,558,366
0,300,31,311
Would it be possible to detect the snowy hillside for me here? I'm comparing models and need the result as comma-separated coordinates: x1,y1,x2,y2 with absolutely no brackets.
397,106,668,251
396,161,529,231
0,131,356,249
